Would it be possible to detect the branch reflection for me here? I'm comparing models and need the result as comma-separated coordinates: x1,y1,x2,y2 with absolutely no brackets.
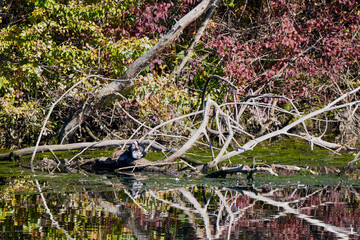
0,175,359,240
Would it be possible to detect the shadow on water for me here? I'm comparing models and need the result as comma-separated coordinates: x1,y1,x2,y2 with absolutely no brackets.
0,163,360,240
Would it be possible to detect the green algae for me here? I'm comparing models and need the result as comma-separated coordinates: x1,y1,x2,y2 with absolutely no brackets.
0,138,358,195
182,138,355,168
2,138,355,168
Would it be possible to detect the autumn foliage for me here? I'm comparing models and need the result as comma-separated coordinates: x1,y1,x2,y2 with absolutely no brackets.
202,0,360,102
0,0,359,147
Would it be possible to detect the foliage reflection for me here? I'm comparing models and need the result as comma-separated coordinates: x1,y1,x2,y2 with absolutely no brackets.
0,175,359,240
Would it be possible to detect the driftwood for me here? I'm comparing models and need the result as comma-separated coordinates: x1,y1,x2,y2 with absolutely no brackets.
166,86,360,171
0,139,174,161
8,84,360,179
6,41,359,177
150,90,358,174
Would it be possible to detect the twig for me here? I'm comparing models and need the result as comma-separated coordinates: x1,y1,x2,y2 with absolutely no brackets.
203,131,215,160
179,160,200,172
115,101,152,130
346,151,360,170
31,74,94,172
68,142,98,165
140,109,204,142
174,0,220,75
121,121,147,151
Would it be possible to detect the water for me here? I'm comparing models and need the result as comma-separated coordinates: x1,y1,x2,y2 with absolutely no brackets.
0,163,359,240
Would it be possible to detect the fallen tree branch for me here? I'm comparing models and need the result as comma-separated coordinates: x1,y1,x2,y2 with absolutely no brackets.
0,139,172,161
216,98,360,163
59,0,218,141
346,150,360,171
151,86,360,172
30,74,94,172
159,97,217,163
174,0,220,75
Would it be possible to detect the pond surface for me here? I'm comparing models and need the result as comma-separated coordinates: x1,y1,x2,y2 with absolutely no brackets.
0,160,359,240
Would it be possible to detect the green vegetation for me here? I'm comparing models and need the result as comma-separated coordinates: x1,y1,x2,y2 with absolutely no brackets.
0,0,186,147
1,0,359,149
1,2,359,238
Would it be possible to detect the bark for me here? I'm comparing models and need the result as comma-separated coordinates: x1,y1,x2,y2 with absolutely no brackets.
58,0,217,141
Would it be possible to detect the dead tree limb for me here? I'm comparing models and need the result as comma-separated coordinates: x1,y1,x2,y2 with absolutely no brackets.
159,98,222,163
174,0,220,75
30,75,94,171
205,163,317,179
0,140,172,161
59,0,218,141
153,86,360,172
215,98,360,164
346,150,360,170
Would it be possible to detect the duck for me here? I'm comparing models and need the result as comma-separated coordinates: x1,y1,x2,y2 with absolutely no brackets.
111,140,146,164
129,140,146,160
91,141,147,170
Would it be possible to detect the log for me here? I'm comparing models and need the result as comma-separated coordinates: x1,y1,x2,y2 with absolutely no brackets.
206,164,251,178
0,140,172,161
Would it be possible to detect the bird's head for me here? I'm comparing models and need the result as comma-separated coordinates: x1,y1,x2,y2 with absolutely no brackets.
130,141,146,159
130,141,139,151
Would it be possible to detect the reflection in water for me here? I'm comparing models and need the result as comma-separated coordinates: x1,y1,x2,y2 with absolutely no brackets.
0,175,359,240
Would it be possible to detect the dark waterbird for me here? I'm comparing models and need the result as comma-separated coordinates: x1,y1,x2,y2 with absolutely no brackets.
92,141,147,170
